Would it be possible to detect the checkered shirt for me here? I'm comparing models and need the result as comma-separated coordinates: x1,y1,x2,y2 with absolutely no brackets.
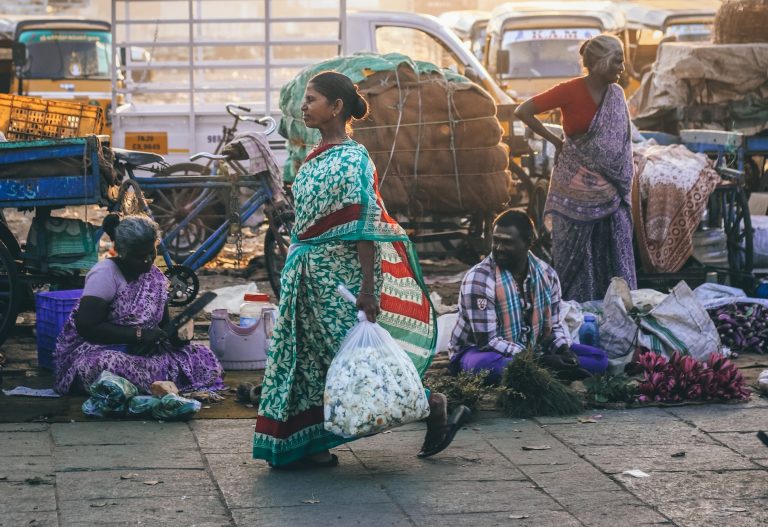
449,254,570,358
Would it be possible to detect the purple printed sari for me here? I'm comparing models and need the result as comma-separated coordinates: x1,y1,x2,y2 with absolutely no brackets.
544,83,636,302
54,266,224,394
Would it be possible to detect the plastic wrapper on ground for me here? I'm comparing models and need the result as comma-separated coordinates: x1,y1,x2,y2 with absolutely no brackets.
81,371,139,418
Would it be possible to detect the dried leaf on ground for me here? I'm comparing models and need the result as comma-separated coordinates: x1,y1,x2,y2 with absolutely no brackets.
509,515,530,520
143,480,162,486
521,445,551,451
301,496,321,504
120,473,139,480
621,469,650,478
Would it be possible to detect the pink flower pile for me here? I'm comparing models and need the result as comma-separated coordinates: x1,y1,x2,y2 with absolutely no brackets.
636,351,751,404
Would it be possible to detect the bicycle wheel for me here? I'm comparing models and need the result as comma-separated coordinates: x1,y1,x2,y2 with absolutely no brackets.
148,187,226,262
264,213,294,300
0,240,20,348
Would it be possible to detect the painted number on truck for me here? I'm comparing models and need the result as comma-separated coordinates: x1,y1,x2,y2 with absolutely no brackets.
125,132,168,154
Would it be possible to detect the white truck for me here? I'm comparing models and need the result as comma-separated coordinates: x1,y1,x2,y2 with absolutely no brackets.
109,0,517,170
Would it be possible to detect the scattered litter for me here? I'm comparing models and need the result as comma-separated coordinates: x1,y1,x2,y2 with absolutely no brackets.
90,502,109,508
382,430,393,434
578,417,598,424
24,477,52,485
2,386,60,398
245,404,254,408
621,469,650,478
202,405,211,409
521,445,551,451
718,506,747,516
120,473,139,480
181,496,189,500
205,283,261,314
142,480,162,486
671,451,686,458
508,515,530,520
301,496,321,504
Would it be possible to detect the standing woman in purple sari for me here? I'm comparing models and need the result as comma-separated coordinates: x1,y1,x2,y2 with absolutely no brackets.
514,35,636,302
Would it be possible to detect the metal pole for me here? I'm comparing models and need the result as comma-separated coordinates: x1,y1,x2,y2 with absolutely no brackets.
188,0,195,156
265,0,271,115
111,0,117,133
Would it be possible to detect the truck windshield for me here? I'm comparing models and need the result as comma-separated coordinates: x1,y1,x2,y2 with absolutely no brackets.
18,30,112,79
665,23,712,42
499,28,599,79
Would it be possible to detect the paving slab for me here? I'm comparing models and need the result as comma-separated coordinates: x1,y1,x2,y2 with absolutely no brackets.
667,405,768,432
230,503,411,527
408,510,582,527
51,421,195,446
656,498,768,527
521,461,625,493
575,443,759,473
0,431,52,456
621,469,768,504
204,451,391,510
543,420,709,447
709,431,768,459
192,419,254,454
0,423,49,432
54,442,206,471
0,455,55,481
350,438,529,481
0,480,57,513
534,408,674,425
0,511,59,527
57,494,232,527
56,468,218,501
383,479,561,516
485,433,583,466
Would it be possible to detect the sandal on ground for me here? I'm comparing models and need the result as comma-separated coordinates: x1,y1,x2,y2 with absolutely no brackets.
268,453,339,470
417,405,471,458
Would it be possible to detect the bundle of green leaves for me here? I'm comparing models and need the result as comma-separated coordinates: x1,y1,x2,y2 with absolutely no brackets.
497,351,583,418
424,370,503,414
583,373,637,405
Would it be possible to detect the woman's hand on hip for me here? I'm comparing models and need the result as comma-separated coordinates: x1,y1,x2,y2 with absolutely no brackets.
356,292,380,322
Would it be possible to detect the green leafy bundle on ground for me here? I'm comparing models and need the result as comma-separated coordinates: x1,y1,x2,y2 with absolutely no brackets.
583,373,638,405
497,351,583,418
424,370,502,414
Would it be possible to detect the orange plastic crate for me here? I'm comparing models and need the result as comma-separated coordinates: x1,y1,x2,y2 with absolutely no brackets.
0,93,103,141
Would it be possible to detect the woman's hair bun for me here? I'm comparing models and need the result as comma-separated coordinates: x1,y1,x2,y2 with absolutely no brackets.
102,212,121,241
579,39,591,56
351,89,369,120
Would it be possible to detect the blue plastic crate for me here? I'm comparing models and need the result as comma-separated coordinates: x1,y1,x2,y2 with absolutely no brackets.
35,289,82,370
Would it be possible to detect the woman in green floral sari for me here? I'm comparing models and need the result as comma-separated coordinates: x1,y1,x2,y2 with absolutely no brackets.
253,71,469,468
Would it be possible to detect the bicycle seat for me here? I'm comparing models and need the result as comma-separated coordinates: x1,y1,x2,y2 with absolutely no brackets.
112,148,165,167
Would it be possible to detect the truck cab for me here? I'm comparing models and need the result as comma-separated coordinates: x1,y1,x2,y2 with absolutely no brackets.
5,16,116,133
484,1,627,102
438,10,491,61
616,1,719,93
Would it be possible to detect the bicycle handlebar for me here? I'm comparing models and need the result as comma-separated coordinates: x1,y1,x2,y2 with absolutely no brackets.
224,104,277,134
190,152,230,162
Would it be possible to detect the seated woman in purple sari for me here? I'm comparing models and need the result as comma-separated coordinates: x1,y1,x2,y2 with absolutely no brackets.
54,214,224,394
515,34,636,302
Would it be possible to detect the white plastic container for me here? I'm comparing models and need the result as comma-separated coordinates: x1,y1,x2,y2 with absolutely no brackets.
209,308,276,370
239,293,272,328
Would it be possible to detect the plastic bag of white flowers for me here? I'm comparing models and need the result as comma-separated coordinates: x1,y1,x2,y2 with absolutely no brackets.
324,286,430,438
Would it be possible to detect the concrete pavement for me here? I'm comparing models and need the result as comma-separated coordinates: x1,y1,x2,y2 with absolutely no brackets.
2,398,768,527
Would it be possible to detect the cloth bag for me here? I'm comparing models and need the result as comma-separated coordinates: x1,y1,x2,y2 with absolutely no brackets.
324,305,429,439
600,278,721,373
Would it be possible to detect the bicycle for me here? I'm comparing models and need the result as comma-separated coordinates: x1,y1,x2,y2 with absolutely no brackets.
112,116,293,306
133,104,275,261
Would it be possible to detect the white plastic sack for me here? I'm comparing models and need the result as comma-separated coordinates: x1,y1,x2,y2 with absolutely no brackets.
435,312,458,354
324,311,430,438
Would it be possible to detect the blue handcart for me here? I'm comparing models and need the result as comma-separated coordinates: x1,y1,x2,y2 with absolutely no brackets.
0,137,116,347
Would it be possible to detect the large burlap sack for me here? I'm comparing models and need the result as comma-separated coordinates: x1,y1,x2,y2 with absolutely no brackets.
279,53,512,215
714,0,768,44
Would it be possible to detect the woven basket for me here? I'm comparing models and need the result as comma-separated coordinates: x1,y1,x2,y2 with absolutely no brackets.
714,0,768,44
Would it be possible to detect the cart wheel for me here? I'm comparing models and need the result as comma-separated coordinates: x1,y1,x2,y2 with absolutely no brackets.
165,265,199,307
264,213,294,300
148,187,226,262
0,240,20,348
721,186,753,278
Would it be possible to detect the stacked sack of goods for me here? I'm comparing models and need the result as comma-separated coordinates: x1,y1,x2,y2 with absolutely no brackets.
280,53,512,215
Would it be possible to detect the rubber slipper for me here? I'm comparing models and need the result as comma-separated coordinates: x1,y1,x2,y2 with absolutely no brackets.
417,405,471,458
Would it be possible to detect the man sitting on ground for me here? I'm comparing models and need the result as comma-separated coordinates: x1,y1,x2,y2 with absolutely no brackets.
449,210,608,383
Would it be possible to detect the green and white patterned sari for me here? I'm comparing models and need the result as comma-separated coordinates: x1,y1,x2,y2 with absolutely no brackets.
253,140,436,466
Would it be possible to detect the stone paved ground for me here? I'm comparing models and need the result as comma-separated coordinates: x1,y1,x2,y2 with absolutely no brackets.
2,397,768,527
